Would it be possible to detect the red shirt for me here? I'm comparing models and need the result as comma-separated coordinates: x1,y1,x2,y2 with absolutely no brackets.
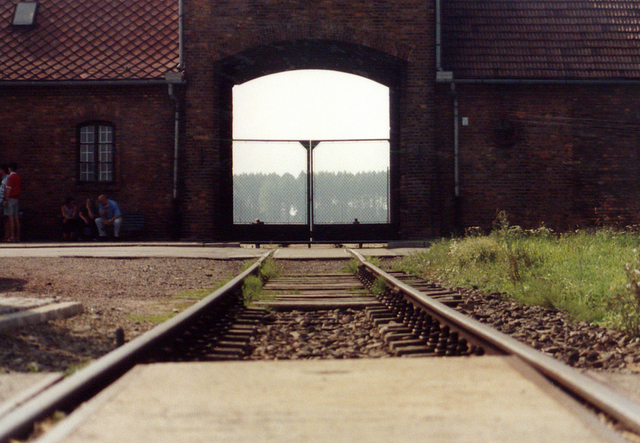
5,172,20,199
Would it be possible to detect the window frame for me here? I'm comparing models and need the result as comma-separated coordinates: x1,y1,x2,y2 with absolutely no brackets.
78,121,116,183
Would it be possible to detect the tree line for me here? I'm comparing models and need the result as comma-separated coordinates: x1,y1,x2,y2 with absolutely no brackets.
233,171,389,224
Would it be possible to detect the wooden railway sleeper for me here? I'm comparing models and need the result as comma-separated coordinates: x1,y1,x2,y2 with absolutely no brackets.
357,265,485,357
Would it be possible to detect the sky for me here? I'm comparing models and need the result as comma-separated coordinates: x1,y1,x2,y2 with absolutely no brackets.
232,69,390,175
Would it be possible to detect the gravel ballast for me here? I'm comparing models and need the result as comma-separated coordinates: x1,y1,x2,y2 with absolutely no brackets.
2,256,640,390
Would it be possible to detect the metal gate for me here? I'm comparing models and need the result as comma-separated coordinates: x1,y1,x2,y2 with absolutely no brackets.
232,139,395,242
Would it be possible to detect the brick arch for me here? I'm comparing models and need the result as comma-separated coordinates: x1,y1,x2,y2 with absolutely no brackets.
213,24,415,63
215,39,405,88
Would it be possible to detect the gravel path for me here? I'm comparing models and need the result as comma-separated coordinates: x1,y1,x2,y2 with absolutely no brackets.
0,257,246,373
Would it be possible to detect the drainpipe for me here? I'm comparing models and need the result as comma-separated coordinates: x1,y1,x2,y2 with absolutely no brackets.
435,0,442,72
452,82,462,234
167,83,180,200
177,0,184,70
435,0,461,232
168,0,185,200
165,0,184,238
167,80,181,239
452,83,459,199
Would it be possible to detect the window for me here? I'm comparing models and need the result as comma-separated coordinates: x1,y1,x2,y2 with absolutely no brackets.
12,2,38,26
79,123,114,182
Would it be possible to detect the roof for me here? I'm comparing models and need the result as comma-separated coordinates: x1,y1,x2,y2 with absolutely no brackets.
0,0,179,82
441,0,640,80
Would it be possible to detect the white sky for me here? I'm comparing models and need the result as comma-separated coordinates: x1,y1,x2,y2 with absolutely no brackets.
232,69,390,175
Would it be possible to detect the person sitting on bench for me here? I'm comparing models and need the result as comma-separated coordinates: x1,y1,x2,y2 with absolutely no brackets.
95,194,122,239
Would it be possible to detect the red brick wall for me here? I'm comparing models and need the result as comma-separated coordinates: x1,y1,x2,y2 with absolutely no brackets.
436,83,640,232
181,0,436,240
0,85,176,240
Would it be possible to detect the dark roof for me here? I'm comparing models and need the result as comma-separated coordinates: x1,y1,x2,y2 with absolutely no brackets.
442,0,640,80
0,0,179,82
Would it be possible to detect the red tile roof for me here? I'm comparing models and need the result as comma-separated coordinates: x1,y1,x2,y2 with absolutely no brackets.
0,0,179,82
442,0,640,80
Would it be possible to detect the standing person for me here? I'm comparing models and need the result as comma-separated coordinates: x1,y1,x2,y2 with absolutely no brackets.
95,194,122,239
0,164,8,241
3,163,20,242
60,197,79,241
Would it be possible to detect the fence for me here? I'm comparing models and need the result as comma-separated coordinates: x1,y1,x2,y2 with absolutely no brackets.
232,139,390,225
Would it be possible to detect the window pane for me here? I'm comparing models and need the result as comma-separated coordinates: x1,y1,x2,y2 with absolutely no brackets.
99,144,113,162
99,163,112,181
80,145,94,163
80,163,94,181
80,126,94,144
99,126,113,143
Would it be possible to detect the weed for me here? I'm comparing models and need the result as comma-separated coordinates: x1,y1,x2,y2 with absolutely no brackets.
64,358,92,377
608,252,640,336
371,276,387,295
242,274,263,305
127,313,176,323
240,258,279,306
367,256,381,267
174,287,217,300
343,259,361,274
258,258,279,281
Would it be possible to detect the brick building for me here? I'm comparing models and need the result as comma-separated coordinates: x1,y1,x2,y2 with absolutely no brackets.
1,0,640,240
437,0,640,232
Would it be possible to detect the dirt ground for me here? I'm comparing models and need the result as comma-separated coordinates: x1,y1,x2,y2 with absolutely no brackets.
0,257,249,373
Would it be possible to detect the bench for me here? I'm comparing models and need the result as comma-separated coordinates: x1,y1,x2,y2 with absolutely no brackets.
120,212,145,238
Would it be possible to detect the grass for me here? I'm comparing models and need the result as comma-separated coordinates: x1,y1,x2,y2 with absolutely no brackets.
241,258,280,305
63,358,93,377
396,215,640,333
343,259,361,274
125,261,279,323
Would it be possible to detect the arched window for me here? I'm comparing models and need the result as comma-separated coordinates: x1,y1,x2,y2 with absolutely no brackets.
78,122,114,182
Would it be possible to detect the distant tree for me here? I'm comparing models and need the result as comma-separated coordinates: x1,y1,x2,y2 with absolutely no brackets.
233,170,388,224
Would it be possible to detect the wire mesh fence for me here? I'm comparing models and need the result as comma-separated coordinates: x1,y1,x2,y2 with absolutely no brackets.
233,139,390,225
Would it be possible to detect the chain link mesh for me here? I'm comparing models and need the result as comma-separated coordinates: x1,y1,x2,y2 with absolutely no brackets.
233,140,389,225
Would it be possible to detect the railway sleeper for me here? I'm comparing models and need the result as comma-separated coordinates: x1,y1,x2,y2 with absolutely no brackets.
153,266,485,363
357,267,486,357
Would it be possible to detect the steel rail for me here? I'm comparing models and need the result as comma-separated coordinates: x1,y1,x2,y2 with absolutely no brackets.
348,248,640,435
0,250,274,443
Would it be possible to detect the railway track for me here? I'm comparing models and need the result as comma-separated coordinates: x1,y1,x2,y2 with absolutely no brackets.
2,250,640,441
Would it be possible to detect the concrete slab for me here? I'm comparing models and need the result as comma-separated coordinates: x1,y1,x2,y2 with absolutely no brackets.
0,244,267,260
0,243,425,260
45,357,620,443
0,373,62,420
0,301,83,332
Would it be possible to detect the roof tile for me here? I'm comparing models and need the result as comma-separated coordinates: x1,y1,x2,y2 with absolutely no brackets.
0,0,179,82
443,0,640,79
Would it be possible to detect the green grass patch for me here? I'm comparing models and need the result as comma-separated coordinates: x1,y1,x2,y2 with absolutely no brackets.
258,258,280,280
241,275,264,305
371,276,387,295
397,215,640,331
343,259,361,274
241,258,280,306
173,287,217,300
63,358,93,377
127,312,177,324
366,256,381,267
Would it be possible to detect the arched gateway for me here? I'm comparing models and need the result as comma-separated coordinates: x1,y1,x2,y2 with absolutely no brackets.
215,41,405,242
179,0,436,243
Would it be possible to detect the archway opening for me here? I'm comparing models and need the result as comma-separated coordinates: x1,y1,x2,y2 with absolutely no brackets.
232,69,391,232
